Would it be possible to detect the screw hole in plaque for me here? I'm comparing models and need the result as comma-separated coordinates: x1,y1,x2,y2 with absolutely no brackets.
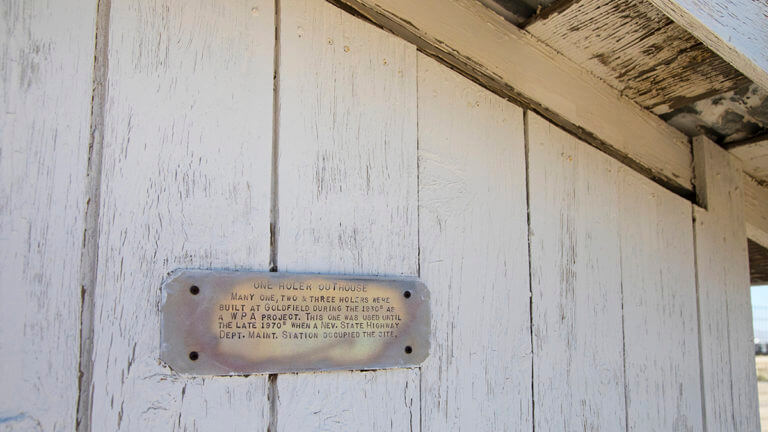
190,285,200,295
403,290,411,299
404,346,413,354
189,351,199,361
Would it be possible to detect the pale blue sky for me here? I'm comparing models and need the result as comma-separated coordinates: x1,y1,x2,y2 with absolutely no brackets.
752,285,768,340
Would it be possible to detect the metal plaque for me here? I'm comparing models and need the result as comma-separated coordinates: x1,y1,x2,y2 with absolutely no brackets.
160,269,430,375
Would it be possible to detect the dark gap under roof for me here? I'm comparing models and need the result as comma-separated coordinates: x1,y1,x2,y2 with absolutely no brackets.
750,239,768,286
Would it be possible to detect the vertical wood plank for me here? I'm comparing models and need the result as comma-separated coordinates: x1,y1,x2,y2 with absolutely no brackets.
618,168,703,431
528,113,626,431
88,0,274,429
275,0,418,429
0,0,97,429
417,54,531,431
693,136,760,432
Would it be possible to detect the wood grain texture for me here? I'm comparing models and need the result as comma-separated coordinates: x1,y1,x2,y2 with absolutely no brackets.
275,0,419,429
618,168,703,432
693,136,760,432
730,138,768,184
526,0,748,113
646,0,768,93
528,112,626,431
743,172,768,249
0,0,97,430
276,370,419,431
334,0,694,193
88,0,274,429
529,112,707,431
417,54,531,432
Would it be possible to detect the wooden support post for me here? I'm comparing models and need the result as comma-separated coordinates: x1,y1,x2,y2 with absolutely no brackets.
693,136,760,431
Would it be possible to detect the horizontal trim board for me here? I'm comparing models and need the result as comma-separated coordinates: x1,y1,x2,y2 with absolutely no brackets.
329,0,694,199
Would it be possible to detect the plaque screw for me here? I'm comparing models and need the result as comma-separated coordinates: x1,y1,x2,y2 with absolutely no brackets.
404,346,413,354
403,290,411,299
190,285,200,295
189,351,199,361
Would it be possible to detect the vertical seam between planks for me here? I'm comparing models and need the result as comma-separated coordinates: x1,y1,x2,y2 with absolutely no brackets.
76,0,112,430
726,293,736,430
267,374,279,432
269,0,281,274
415,50,423,432
692,211,708,432
523,109,535,432
267,0,281,430
617,210,630,432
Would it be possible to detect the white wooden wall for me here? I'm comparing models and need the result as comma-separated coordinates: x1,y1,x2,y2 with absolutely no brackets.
1,0,760,430
618,168,703,432
274,1,419,429
418,54,531,431
1,0,98,430
528,113,703,431
528,113,627,431
89,0,275,429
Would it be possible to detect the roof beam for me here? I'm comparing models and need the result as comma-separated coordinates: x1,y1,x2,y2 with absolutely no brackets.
646,0,768,92
526,0,749,113
331,0,694,196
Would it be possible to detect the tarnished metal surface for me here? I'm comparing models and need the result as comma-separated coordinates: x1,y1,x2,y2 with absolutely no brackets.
161,270,430,375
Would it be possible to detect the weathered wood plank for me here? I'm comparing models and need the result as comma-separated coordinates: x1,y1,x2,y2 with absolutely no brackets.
530,112,707,430
618,168,703,431
528,112,627,431
332,0,694,193
0,0,97,429
693,136,760,431
527,0,748,113
646,0,768,93
730,137,768,184
417,54,532,431
275,0,419,429
743,172,768,249
88,0,275,429
275,371,419,431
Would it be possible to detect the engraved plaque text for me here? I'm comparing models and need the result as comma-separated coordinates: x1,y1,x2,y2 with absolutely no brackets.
161,270,430,374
